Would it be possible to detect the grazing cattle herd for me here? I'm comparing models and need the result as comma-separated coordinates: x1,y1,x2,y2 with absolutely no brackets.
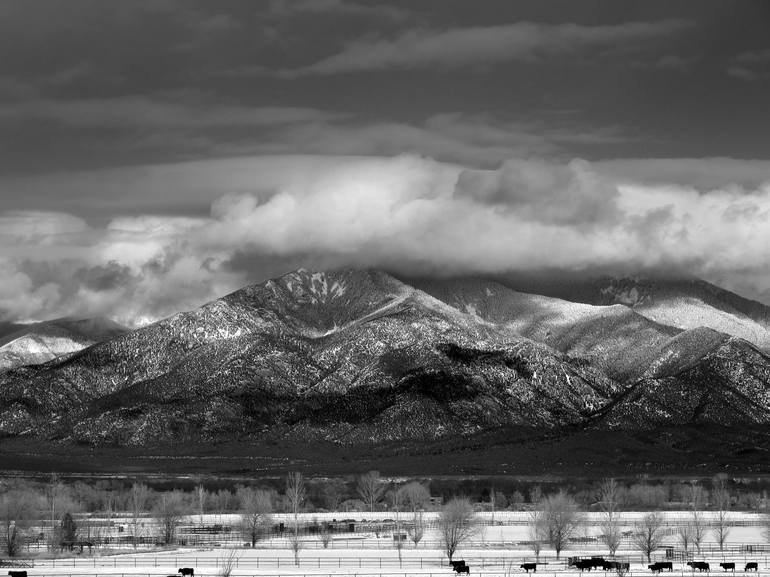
442,558,764,575
563,558,761,574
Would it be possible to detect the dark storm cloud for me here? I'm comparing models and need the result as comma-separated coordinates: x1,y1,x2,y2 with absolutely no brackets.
281,19,690,76
1,0,769,173
78,262,137,292
0,96,348,129
269,0,410,21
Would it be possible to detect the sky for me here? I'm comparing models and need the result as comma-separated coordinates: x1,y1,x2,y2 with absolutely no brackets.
1,0,770,325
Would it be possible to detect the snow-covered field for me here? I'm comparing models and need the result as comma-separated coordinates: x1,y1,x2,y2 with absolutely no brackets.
15,512,770,577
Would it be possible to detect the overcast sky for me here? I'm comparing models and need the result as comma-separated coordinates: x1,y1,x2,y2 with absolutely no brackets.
1,0,770,325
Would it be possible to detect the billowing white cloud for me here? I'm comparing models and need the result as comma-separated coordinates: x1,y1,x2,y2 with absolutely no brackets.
2,154,770,325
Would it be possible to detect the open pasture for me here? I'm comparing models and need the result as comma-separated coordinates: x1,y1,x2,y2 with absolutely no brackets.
8,512,770,577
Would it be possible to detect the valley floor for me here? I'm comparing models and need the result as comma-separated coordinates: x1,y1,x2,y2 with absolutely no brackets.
10,512,770,577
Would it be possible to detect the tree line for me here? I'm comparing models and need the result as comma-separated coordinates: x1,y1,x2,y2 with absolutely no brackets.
2,472,769,563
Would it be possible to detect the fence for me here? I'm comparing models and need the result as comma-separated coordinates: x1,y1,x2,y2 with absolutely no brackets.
8,572,770,577
32,555,770,571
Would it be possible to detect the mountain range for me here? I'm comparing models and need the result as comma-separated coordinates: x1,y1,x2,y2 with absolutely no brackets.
1,268,769,470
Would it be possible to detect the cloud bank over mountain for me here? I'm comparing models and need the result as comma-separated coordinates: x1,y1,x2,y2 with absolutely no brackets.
1,154,769,325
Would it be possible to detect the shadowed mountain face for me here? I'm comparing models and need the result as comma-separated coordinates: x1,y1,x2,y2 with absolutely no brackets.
0,269,769,449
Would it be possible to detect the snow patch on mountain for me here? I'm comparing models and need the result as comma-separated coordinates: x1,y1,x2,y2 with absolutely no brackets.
636,298,770,350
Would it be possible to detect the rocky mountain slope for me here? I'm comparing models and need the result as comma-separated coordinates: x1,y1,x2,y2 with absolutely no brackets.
504,275,770,351
0,270,617,445
593,334,770,428
0,317,128,371
408,277,680,381
0,269,769,449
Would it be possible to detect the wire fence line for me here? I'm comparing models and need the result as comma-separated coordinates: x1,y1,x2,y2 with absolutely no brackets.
6,572,770,577
27,556,770,571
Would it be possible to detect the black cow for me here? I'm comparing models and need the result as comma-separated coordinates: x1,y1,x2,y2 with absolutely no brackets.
688,562,710,572
178,569,194,577
8,572,27,577
450,560,466,569
521,563,538,573
455,566,470,575
744,564,758,572
720,563,735,572
603,561,629,571
649,562,674,573
575,560,597,572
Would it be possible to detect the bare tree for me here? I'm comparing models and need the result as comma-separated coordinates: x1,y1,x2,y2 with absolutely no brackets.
691,510,706,555
542,491,580,559
285,472,305,566
129,482,150,548
392,484,405,565
320,524,332,548
489,487,497,524
437,497,479,563
527,509,546,561
711,475,731,553
196,483,207,526
0,489,35,557
217,548,239,577
356,471,385,512
322,479,347,511
599,478,622,556
763,507,770,544
399,481,429,548
46,473,67,550
60,511,78,544
688,484,706,555
237,487,272,547
154,491,185,545
677,522,693,554
633,512,665,563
